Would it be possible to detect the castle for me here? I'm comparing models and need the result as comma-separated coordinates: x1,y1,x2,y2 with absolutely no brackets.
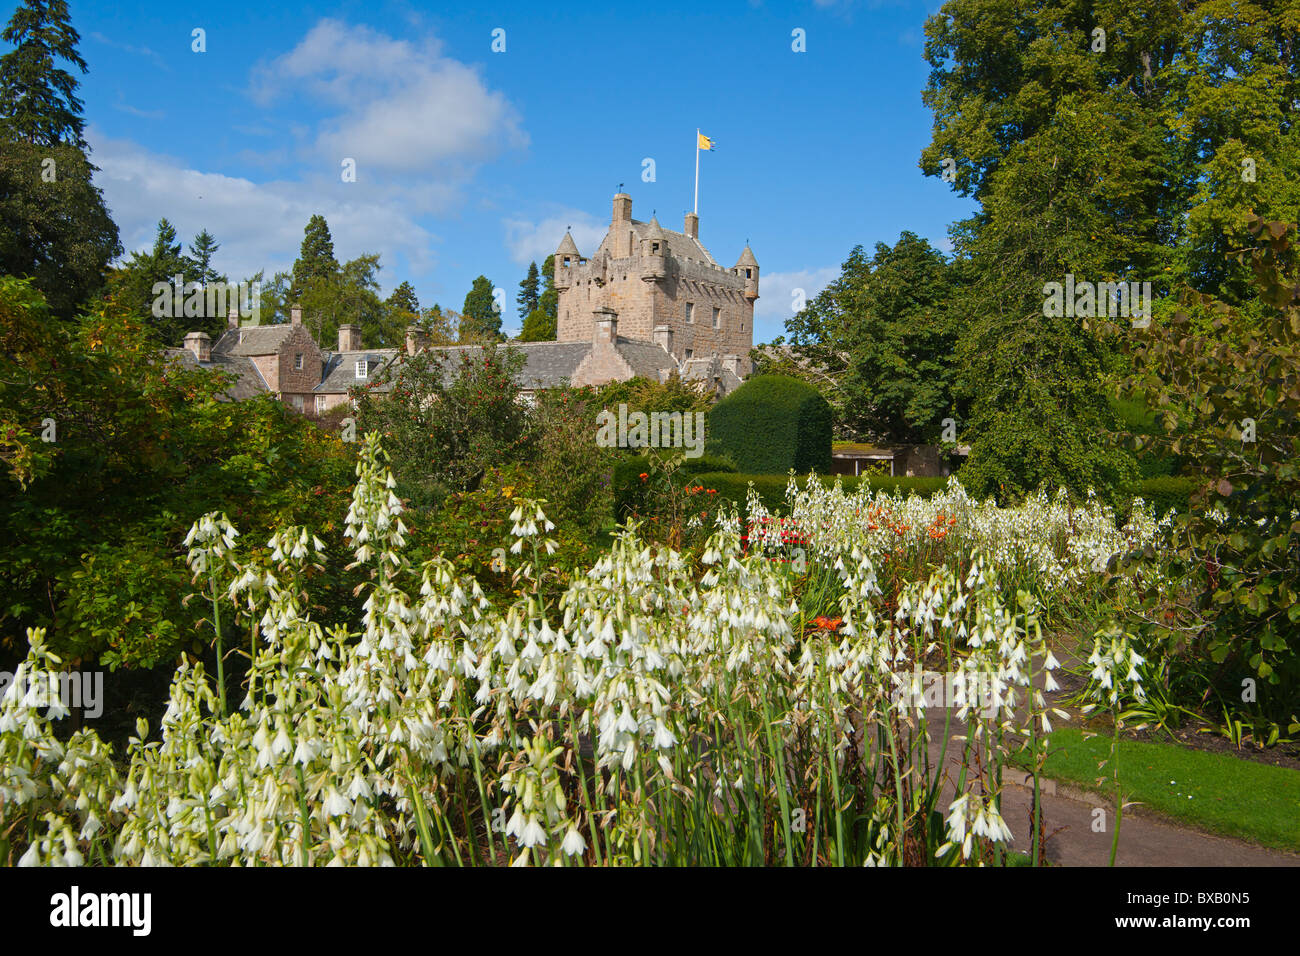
167,192,757,408
554,192,758,378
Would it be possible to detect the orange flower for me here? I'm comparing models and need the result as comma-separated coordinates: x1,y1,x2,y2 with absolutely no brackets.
639,472,648,480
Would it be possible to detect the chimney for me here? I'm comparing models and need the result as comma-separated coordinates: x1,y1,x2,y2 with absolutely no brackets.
721,354,739,376
612,192,632,224
652,325,673,354
183,331,211,363
290,304,303,326
405,324,425,357
338,324,362,352
592,307,617,346
227,307,240,330
684,212,699,240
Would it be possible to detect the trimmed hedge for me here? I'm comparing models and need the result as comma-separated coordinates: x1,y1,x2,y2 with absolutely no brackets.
1127,476,1200,518
611,454,737,521
707,375,832,474
694,472,948,513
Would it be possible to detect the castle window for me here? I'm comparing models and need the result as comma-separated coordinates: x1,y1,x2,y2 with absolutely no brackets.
745,268,752,278
294,353,303,370
685,302,694,323
652,242,660,254
685,349,694,360
291,395,304,412
355,360,368,379
563,256,571,267
712,307,721,329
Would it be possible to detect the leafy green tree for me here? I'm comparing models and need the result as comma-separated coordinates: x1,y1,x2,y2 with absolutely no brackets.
0,0,87,147
352,345,533,509
417,304,456,346
783,232,960,444
0,277,355,672
460,274,501,342
1118,216,1300,732
516,261,540,319
538,255,558,320
519,307,556,342
0,140,120,317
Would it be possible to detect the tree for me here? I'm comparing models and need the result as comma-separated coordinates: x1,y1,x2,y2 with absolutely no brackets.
290,214,339,301
538,255,558,321
0,0,88,147
387,280,419,317
0,141,120,318
102,218,199,342
519,308,555,342
352,344,534,510
188,229,223,287
460,275,500,342
1118,216,1300,731
0,0,119,317
783,232,960,444
516,261,540,319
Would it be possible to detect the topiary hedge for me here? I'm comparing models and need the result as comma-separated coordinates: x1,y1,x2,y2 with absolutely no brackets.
707,375,832,474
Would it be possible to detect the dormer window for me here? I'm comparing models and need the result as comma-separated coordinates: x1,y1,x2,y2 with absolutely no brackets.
294,353,304,370
355,360,368,379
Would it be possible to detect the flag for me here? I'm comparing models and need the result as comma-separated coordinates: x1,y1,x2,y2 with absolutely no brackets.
698,132,716,151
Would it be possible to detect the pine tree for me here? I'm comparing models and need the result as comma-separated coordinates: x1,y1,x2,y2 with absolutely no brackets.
538,255,558,320
290,214,339,301
0,0,88,147
460,275,500,341
386,280,420,317
188,229,223,287
516,261,540,319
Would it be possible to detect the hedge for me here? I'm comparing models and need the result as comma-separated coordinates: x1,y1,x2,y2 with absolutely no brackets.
693,472,948,513
1126,476,1200,518
611,454,737,521
707,375,831,474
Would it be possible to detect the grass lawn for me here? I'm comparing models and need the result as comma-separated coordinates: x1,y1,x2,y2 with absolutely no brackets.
1015,728,1300,853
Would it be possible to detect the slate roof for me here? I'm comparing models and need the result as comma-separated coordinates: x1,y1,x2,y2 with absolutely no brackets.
680,355,742,395
615,339,678,382
162,349,269,401
316,350,401,393
211,325,296,356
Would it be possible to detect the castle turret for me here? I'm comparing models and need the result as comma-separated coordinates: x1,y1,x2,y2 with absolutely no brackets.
639,216,668,281
735,246,759,302
554,231,580,291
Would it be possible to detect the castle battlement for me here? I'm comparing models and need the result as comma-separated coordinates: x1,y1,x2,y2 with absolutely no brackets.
554,192,757,376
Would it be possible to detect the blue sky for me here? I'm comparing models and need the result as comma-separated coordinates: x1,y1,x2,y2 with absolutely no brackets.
53,0,975,341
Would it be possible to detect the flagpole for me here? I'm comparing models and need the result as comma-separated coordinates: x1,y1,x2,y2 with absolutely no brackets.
694,128,700,215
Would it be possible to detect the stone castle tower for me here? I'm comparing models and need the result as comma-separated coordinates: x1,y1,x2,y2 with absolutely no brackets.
554,192,758,376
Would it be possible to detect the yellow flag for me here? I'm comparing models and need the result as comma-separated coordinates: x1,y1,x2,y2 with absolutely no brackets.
697,132,715,151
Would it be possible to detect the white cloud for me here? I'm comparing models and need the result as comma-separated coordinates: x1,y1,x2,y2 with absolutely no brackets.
751,266,839,343
503,213,607,267
252,19,527,173
90,129,441,285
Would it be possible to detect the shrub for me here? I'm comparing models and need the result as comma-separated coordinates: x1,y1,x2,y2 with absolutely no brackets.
1126,476,1199,519
612,452,736,522
530,386,617,537
707,375,832,474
